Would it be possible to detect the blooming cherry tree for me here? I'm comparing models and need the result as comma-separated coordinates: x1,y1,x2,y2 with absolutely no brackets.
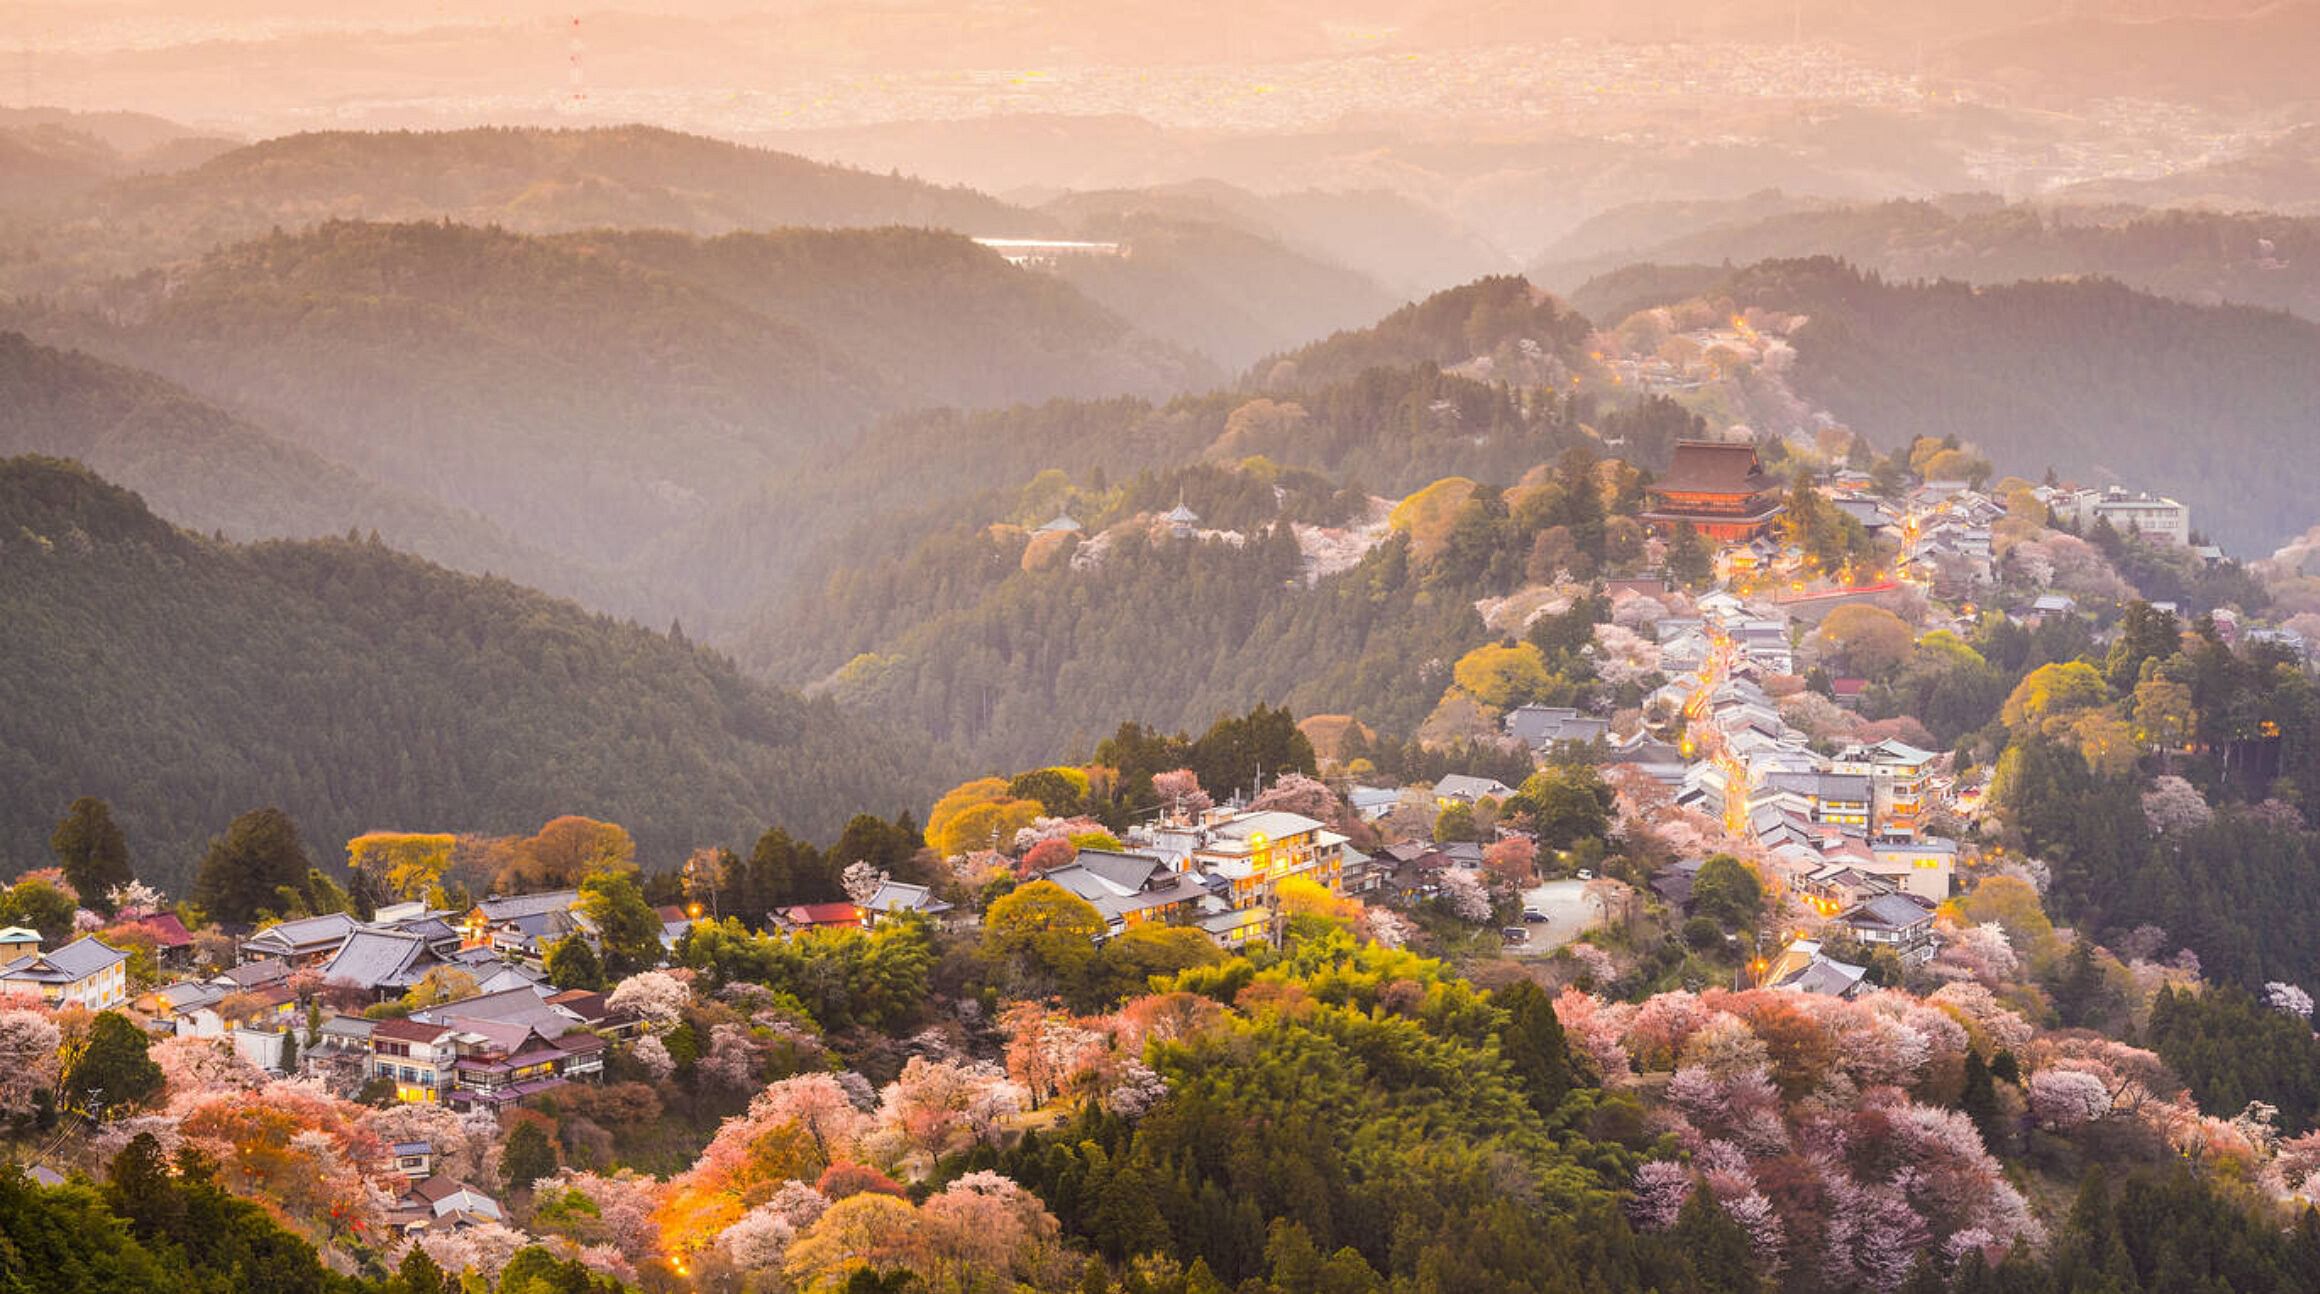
607,970,691,1028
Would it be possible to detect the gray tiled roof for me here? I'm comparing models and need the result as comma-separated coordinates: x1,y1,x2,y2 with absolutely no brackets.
1840,893,1934,932
242,913,359,954
473,891,579,922
1,936,127,983
320,930,435,991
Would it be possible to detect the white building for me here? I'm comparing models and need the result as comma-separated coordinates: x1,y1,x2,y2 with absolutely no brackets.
2063,487,2190,546
0,935,129,1009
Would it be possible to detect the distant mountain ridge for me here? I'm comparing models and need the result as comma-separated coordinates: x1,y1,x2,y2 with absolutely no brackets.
0,124,1047,296
0,455,929,892
1721,256,2320,552
7,219,1205,576
1536,199,2320,325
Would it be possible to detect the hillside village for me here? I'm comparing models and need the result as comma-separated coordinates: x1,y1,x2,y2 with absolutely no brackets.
9,240,2320,1294
9,386,2316,1292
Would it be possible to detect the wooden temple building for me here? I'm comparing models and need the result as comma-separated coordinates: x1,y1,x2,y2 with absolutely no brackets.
1643,439,1784,541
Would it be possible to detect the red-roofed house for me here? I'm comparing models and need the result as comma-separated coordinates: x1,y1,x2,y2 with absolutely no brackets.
135,913,196,969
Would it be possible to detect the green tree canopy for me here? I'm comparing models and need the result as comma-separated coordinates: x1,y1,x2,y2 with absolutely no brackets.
67,1011,162,1115
579,871,662,979
982,880,1105,993
1689,854,1762,929
51,797,132,914
191,807,311,926
544,934,606,992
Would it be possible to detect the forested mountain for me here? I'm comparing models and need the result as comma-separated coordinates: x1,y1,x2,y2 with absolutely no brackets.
0,456,929,893
1039,179,1509,298
1043,213,1401,372
0,108,236,209
6,220,1202,576
1537,199,2320,323
732,428,1627,768
540,226,1211,409
1250,274,1597,389
0,330,609,598
1565,263,1729,330
1,124,1040,294
642,345,1592,627
1529,189,1843,285
1722,258,2320,551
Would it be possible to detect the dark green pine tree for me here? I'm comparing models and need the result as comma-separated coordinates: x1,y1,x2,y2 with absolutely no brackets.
1666,520,1715,588
103,1131,183,1243
191,807,312,925
390,1245,455,1294
67,1010,163,1114
1961,1049,2004,1151
544,934,606,991
501,1120,558,1192
1990,1048,2021,1085
1495,978,1573,1117
2050,938,2111,1029
1669,1189,1757,1294
52,796,134,915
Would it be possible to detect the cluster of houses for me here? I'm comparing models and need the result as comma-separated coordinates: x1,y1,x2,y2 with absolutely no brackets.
1031,805,1356,949
116,894,691,1107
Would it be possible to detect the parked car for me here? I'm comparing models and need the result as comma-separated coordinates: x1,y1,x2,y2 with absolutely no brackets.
1522,908,1549,923
1576,869,1596,880
1500,927,1527,944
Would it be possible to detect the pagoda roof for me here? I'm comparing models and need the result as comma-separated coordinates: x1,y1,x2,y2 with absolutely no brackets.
1656,440,1776,496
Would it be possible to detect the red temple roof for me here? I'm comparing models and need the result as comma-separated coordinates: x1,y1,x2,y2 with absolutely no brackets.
1655,440,1776,497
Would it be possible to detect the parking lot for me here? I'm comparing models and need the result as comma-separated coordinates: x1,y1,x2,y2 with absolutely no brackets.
1504,877,1604,953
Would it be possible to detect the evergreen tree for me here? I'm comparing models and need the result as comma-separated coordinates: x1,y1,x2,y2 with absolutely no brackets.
1495,978,1572,1116
501,1120,558,1192
544,934,606,991
579,872,662,979
391,1246,454,1294
1666,521,1715,588
103,1131,183,1242
743,826,831,915
1668,1189,1756,1294
191,807,312,925
67,1010,163,1114
1961,1049,2003,1150
1990,1049,2021,1085
2049,938,2113,1030
50,797,132,914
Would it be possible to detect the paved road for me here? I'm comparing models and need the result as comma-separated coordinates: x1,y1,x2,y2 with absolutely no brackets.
1506,878,1603,954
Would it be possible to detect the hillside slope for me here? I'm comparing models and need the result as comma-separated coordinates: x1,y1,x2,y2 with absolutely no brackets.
0,331,611,599
1536,200,2320,322
1043,213,1402,372
1250,274,1596,389
5,124,1044,293
0,456,929,892
9,220,1203,572
1725,257,2320,551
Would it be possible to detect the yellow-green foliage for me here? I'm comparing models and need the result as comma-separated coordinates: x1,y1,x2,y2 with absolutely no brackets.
1452,641,1553,710
924,777,1043,857
345,831,456,904
2001,661,2111,736
1388,477,1478,563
